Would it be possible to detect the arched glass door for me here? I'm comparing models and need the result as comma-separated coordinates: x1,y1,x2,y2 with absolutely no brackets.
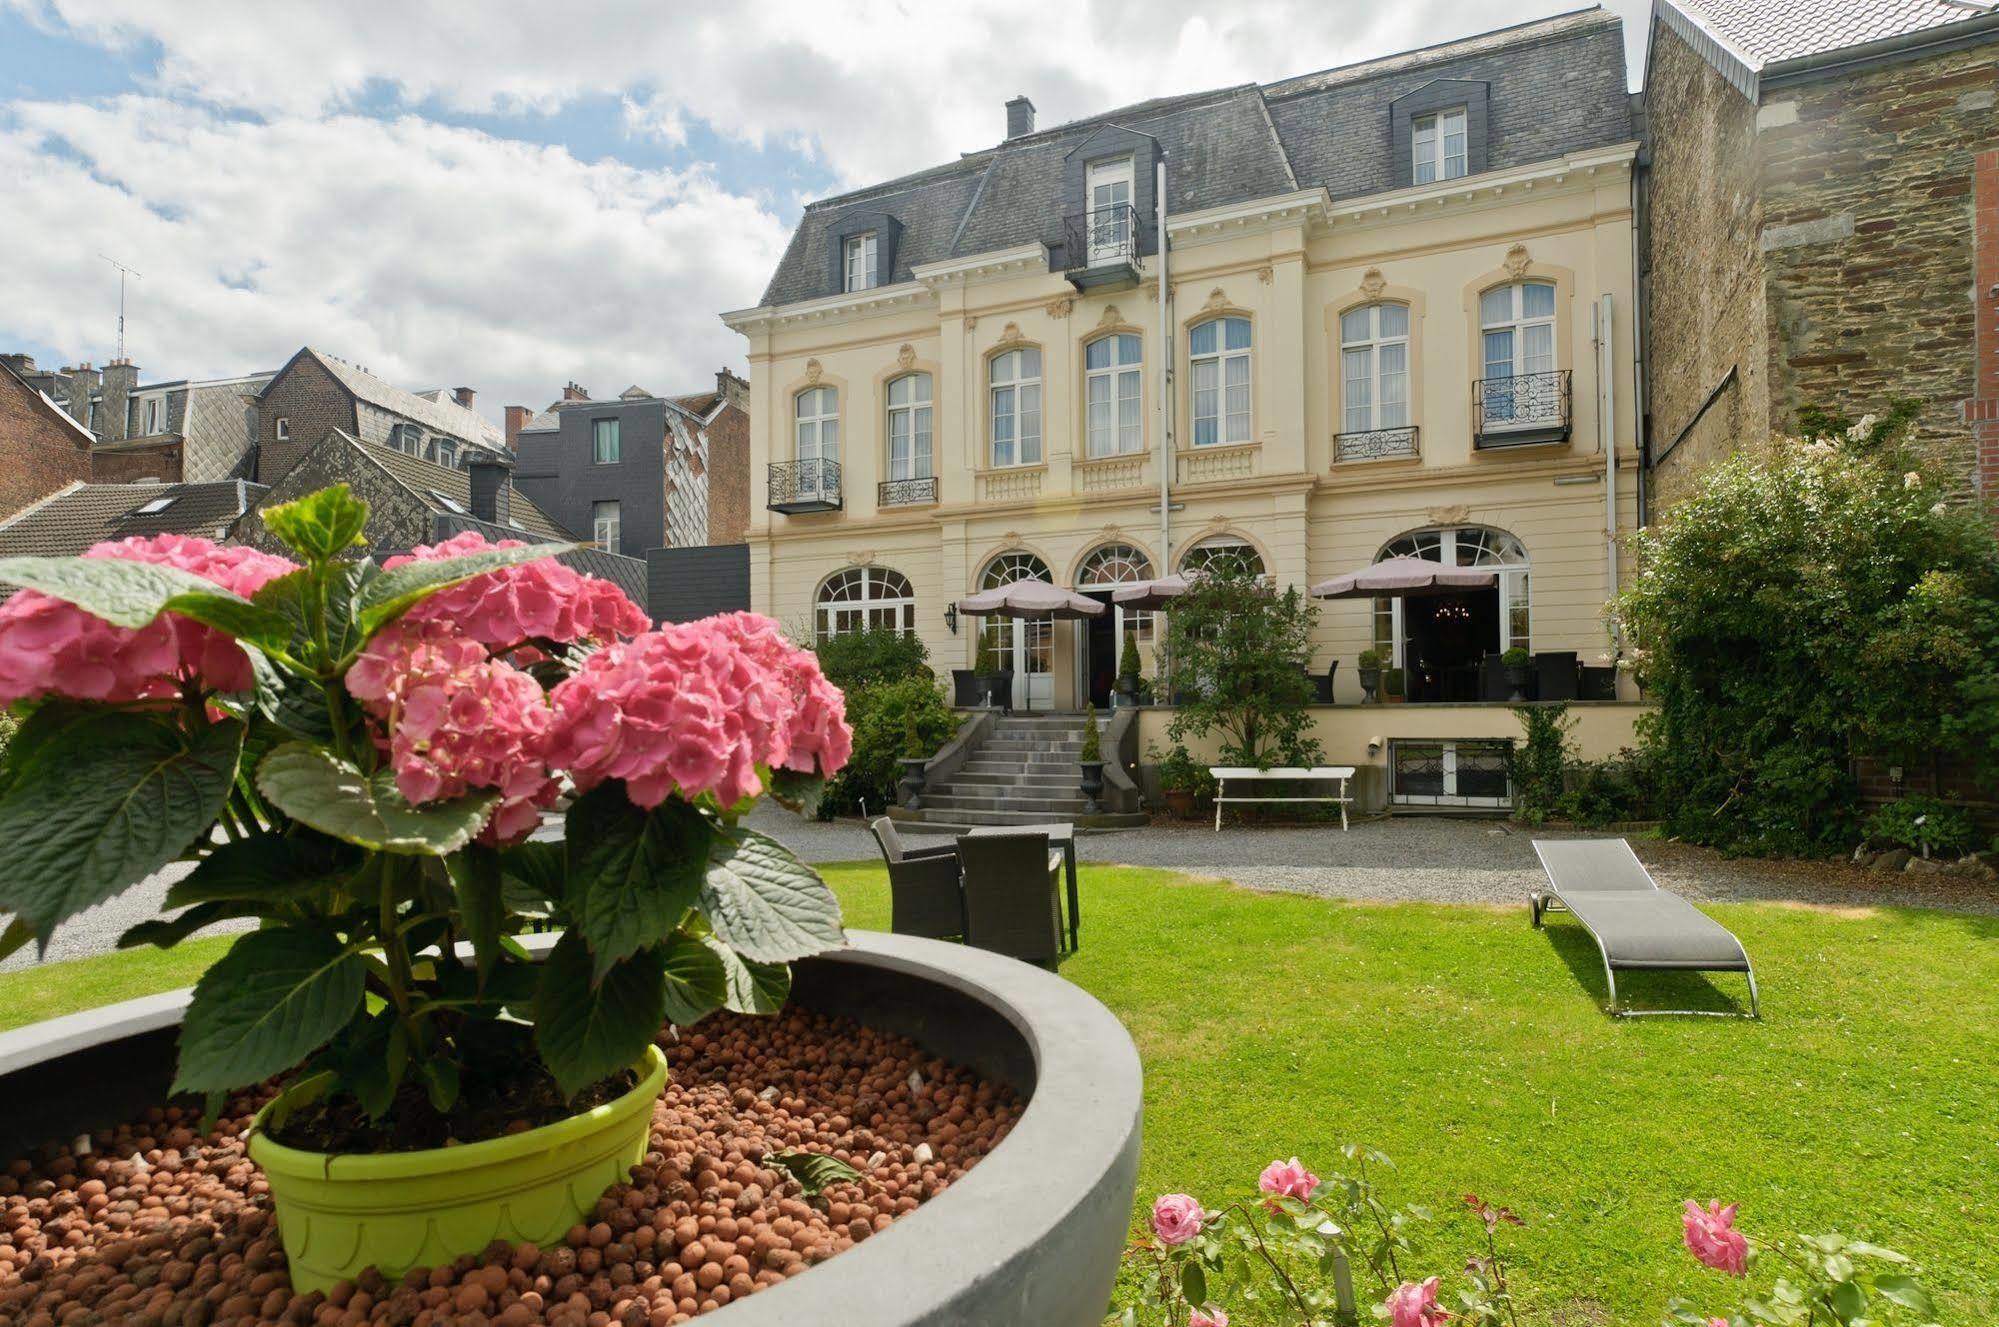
1373,526,1529,702
1075,543,1154,707
980,552,1054,710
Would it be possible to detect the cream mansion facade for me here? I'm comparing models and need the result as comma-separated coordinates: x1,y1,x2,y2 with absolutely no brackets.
725,9,1643,718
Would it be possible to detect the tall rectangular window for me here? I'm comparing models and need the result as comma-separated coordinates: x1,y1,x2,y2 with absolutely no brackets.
1413,107,1468,184
592,500,620,552
1189,317,1251,447
592,417,620,464
1085,334,1143,458
1339,303,1410,433
989,348,1042,467
844,232,878,292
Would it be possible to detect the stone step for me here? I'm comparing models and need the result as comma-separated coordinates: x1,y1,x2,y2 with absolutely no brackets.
949,770,1081,788
959,756,1089,773
902,806,1091,827
923,792,1088,814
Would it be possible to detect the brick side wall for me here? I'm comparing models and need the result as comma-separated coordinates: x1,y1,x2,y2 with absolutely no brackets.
90,446,181,484
704,401,750,545
1755,39,1999,489
1642,25,1770,509
1974,148,1999,507
254,355,357,484
0,373,92,518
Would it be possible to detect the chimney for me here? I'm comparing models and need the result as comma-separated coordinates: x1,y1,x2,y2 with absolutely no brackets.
452,386,476,411
467,453,512,526
716,368,749,412
504,405,532,452
1,353,34,375
1005,95,1036,140
99,359,140,443
562,381,589,401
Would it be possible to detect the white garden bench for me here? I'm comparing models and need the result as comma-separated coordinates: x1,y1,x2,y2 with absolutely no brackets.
1209,766,1356,832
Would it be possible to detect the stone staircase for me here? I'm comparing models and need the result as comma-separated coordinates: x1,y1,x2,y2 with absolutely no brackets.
902,714,1093,827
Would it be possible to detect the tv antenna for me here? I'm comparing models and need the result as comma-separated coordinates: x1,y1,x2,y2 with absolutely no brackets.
100,254,142,361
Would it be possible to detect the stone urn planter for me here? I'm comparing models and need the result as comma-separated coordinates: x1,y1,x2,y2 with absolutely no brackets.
1078,759,1107,814
1502,650,1533,703
0,931,1144,1327
898,756,929,810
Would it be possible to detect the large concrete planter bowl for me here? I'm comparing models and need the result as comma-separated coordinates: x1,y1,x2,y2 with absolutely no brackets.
0,930,1144,1327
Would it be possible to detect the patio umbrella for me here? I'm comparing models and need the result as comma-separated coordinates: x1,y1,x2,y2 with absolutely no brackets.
954,578,1106,620
1308,556,1498,600
1109,573,1197,611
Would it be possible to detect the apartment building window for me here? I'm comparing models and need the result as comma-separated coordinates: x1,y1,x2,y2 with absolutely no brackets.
1180,535,1264,580
885,373,933,480
275,416,289,441
593,417,621,464
816,566,915,640
1189,317,1251,447
140,396,165,435
592,500,621,552
844,232,878,292
1084,334,1142,458
1340,303,1411,432
437,441,457,468
1413,107,1468,184
1479,281,1558,426
795,386,839,464
989,348,1042,467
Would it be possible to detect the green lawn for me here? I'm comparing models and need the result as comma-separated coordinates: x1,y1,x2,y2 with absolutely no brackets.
4,866,1994,1322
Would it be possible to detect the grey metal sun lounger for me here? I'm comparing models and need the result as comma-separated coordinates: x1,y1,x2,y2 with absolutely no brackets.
1531,839,1759,1019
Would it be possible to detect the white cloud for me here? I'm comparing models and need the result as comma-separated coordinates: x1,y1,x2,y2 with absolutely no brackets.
0,94,791,413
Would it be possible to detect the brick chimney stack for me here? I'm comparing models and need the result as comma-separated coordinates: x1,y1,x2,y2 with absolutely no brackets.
561,382,589,401
452,386,476,411
1006,95,1036,140
99,358,140,443
716,368,748,412
504,405,533,452
467,453,513,526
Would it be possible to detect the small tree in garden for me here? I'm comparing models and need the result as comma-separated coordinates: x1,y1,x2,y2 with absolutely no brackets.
1510,703,1574,825
1614,424,1999,857
1121,630,1143,688
1166,564,1321,768
813,625,930,692
0,486,852,1140
820,673,956,818
1080,703,1102,762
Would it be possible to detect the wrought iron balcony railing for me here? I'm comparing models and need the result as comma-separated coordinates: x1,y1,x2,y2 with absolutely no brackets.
878,475,937,507
1334,425,1420,463
1472,370,1572,446
1061,204,1144,288
767,458,842,513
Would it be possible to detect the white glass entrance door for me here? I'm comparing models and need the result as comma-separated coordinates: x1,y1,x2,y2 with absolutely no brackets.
1087,157,1134,264
979,553,1057,710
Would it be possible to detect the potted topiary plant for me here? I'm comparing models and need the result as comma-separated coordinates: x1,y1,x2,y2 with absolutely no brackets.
898,706,929,810
1117,630,1142,704
1501,646,1533,702
0,485,854,1294
1153,743,1203,819
1383,666,1406,704
1077,703,1105,813
1357,648,1382,703
973,634,1005,710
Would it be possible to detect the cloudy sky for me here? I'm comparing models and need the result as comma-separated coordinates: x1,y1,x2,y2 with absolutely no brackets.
0,0,1649,420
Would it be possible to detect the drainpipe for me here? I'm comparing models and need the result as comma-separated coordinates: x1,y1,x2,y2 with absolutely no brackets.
1597,292,1619,645
1156,152,1172,579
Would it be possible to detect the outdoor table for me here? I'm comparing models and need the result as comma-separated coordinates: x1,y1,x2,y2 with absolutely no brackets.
959,822,1080,952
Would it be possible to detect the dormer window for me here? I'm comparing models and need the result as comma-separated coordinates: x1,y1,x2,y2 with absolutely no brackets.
844,232,878,292
1413,107,1468,184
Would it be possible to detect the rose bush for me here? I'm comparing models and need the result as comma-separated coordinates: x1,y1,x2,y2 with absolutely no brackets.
0,485,851,1135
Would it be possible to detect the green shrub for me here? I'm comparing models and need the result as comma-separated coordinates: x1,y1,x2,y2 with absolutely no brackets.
821,675,957,820
1151,743,1215,797
973,634,999,676
1383,667,1405,698
1357,648,1381,670
1613,427,1999,857
1501,646,1530,668
1555,750,1660,828
1080,704,1101,762
1119,631,1141,685
1509,704,1574,825
813,628,930,692
1862,795,1975,858
1166,564,1322,769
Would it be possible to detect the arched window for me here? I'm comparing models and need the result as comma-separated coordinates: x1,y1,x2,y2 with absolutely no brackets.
885,373,932,481
795,386,839,463
1078,542,1155,641
989,349,1042,467
1189,317,1251,447
979,552,1053,701
1180,535,1264,580
981,550,1051,590
816,566,914,641
1374,526,1530,665
1084,334,1142,458
1339,303,1410,434
1478,281,1557,427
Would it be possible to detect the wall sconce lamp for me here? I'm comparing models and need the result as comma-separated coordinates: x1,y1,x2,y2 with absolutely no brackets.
944,603,958,635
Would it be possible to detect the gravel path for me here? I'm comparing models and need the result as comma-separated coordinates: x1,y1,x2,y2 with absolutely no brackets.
9,809,1994,974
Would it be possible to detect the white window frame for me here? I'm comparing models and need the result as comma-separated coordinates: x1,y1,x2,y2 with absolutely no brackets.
1479,281,1559,429
816,566,916,640
135,495,176,515
794,386,839,463
1373,525,1531,668
988,348,1042,468
1086,156,1135,263
1084,334,1143,458
1340,303,1411,434
140,395,165,435
885,373,933,481
1413,107,1468,184
1179,536,1265,580
274,416,290,441
592,499,621,552
844,232,878,292
1077,542,1155,643
1189,317,1252,447
592,416,621,465
427,489,467,515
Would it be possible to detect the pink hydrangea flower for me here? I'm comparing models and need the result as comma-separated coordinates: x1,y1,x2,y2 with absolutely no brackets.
1189,1309,1229,1327
1384,1277,1449,1327
1150,1194,1206,1246
548,613,850,811
1257,1157,1319,1205
1682,1200,1748,1276
0,534,296,705
347,620,558,846
386,530,647,651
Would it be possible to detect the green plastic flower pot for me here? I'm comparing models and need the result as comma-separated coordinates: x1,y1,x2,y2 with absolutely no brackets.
248,1044,667,1294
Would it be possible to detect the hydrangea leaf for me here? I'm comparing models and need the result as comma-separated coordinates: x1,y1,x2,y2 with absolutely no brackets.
701,933,791,1015
0,555,287,649
256,742,495,856
172,925,366,1094
699,826,844,965
260,484,370,560
567,785,712,982
532,930,667,1099
659,930,728,1027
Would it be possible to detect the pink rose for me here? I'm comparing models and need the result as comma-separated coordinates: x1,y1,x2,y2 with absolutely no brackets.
1257,1157,1319,1205
1385,1277,1449,1327
1682,1200,1748,1276
1189,1309,1228,1327
1149,1193,1205,1247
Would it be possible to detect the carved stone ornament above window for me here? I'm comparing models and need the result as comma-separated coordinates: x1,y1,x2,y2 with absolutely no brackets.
1503,243,1532,279
804,358,823,386
1256,266,1274,286
847,550,877,566
896,344,915,370
1202,287,1231,313
1428,504,1472,526
1361,267,1387,299
995,322,1027,349
1045,297,1074,319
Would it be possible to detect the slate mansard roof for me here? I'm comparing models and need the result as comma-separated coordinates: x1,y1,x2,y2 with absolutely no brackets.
757,8,1634,308
1656,0,1999,97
